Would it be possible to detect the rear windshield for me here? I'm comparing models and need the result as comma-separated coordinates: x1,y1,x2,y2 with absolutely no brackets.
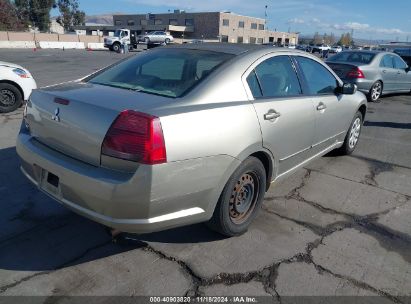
327,52,376,64
87,48,234,98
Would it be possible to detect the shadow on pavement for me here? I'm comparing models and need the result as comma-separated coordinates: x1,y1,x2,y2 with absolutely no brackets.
0,146,222,272
364,121,411,130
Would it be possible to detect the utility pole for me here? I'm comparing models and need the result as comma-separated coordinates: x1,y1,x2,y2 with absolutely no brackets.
264,5,268,30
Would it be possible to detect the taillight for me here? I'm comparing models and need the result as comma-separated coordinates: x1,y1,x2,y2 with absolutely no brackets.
346,67,365,79
101,110,167,165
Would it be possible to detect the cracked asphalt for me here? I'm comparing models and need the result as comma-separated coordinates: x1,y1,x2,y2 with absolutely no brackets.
0,49,410,302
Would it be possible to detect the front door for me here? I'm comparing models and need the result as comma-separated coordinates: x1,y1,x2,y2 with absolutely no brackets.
393,55,411,91
293,56,352,153
380,54,399,92
244,55,316,175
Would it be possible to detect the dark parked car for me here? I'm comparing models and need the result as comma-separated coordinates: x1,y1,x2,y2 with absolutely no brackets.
394,48,411,67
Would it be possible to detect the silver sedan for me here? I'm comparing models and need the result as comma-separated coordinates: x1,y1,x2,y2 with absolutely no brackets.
326,51,411,102
17,44,367,236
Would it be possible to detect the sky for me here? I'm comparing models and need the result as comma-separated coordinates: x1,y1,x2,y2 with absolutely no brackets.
69,0,411,41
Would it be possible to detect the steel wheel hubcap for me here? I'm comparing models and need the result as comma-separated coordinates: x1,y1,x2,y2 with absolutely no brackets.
371,83,382,100
229,172,260,224
349,117,361,149
0,89,16,106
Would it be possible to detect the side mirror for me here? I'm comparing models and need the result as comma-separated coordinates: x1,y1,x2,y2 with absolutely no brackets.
405,66,410,73
340,83,357,95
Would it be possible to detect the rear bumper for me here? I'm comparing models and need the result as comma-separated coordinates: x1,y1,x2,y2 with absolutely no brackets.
16,131,239,233
341,78,374,94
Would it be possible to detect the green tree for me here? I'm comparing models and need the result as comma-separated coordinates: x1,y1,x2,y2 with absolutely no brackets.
0,0,26,30
14,0,30,28
312,32,322,44
338,33,352,46
57,0,85,31
15,0,55,31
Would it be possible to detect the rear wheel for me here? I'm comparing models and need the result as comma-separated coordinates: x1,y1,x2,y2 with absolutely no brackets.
207,157,266,236
0,83,23,113
337,111,363,155
368,81,382,102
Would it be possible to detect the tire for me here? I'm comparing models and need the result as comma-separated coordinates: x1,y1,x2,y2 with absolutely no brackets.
368,81,383,102
337,111,363,155
0,83,23,113
207,156,267,237
165,38,170,44
112,43,120,52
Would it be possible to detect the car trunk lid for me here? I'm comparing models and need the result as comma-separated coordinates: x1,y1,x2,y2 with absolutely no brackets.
326,62,360,80
26,81,170,166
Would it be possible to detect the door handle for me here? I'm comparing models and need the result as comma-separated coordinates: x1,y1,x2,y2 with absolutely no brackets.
316,103,327,111
264,110,281,121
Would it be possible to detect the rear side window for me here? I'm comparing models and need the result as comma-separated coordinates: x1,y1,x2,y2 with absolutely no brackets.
393,55,407,69
295,56,338,95
247,55,302,98
88,49,233,98
380,55,394,68
246,71,262,98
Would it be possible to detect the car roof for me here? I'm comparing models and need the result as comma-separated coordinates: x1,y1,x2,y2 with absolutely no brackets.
165,43,290,56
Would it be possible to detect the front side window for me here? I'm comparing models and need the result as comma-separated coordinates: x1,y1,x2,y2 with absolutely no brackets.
87,49,233,98
295,56,338,95
248,56,302,98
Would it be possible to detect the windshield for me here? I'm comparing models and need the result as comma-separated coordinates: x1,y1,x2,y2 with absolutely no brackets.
87,48,234,98
327,52,376,64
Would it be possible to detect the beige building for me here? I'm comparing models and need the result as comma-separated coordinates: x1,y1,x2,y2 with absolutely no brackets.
109,10,298,45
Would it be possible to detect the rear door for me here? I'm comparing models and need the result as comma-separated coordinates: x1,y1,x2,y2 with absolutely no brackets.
244,54,316,175
393,55,411,91
380,54,398,92
294,56,352,154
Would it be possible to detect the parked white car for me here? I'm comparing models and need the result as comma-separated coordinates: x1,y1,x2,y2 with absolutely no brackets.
138,31,174,44
331,46,343,53
0,61,37,113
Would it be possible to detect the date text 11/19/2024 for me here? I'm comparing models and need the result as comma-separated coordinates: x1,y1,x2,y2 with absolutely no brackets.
149,296,258,303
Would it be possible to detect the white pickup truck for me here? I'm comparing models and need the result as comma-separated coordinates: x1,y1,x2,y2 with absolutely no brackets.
104,29,134,52
311,44,331,53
